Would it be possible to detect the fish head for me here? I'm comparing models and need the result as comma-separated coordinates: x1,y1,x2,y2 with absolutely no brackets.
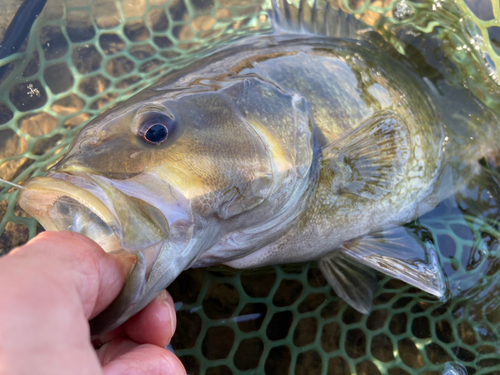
18,77,313,333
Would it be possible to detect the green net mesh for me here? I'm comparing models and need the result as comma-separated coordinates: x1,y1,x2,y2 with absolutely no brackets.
2,0,500,373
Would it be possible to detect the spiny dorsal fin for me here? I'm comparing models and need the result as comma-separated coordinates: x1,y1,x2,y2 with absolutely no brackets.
319,251,378,314
268,0,366,40
323,111,411,199
340,226,446,299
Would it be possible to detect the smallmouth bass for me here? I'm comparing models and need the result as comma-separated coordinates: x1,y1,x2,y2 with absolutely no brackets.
18,35,500,334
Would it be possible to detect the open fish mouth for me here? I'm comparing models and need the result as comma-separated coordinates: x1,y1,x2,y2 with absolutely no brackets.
18,174,171,335
51,196,119,250
19,173,192,335
18,174,170,261
18,176,123,253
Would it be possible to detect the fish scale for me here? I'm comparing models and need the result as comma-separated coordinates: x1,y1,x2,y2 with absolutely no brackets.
1,0,500,374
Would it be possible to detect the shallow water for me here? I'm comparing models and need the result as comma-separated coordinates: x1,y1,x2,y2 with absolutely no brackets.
1,0,500,374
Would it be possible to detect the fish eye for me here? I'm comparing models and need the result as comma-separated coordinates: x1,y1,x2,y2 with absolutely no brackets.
137,112,175,145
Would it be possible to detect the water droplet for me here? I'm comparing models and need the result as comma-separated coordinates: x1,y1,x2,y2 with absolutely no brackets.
465,19,484,48
393,0,414,21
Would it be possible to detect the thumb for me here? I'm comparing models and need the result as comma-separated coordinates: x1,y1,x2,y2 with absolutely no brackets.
7,231,136,319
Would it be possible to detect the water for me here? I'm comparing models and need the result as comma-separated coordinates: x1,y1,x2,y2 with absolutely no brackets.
1,0,500,374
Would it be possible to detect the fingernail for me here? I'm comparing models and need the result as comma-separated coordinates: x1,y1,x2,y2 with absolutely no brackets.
158,289,168,301
160,290,176,338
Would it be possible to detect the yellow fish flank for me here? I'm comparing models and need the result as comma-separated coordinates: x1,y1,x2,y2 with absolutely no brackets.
18,35,500,334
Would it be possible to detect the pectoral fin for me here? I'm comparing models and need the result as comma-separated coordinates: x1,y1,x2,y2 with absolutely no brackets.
319,251,378,314
89,251,147,337
323,111,411,199
340,226,446,299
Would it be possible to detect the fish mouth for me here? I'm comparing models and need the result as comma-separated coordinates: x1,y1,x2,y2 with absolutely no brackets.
18,176,123,252
19,174,177,336
18,174,170,260
19,173,197,336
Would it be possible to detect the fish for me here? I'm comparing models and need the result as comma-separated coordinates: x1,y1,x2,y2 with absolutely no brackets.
17,34,500,335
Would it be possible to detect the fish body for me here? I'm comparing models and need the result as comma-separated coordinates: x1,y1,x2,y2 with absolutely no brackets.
18,35,499,333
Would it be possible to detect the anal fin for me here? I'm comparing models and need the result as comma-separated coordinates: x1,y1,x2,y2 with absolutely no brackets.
319,251,378,314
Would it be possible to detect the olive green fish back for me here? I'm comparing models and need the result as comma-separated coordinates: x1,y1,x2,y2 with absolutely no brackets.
2,0,500,374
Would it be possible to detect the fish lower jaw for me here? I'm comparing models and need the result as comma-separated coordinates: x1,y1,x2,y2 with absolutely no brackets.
18,176,122,253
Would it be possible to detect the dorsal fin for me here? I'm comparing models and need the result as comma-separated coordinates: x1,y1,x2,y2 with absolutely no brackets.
268,0,366,39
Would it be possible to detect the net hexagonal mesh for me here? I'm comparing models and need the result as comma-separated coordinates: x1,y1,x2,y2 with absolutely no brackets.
167,208,500,374
1,0,500,374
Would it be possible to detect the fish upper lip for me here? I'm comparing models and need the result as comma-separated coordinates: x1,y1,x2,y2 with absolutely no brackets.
19,171,172,256
19,175,116,232
18,174,124,253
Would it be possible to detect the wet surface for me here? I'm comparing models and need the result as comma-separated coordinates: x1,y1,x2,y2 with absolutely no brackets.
2,0,500,374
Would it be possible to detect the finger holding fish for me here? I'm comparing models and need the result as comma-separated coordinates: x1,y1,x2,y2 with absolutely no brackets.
0,231,183,374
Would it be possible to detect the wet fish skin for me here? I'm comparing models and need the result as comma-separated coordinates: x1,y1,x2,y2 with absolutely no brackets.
18,35,499,333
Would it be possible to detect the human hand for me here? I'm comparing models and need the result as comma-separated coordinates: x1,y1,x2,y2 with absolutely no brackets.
0,231,185,375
